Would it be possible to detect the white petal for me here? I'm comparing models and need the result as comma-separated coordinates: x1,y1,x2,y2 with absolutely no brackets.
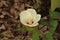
27,23,39,27
20,10,32,24
34,14,41,24
20,11,26,23
27,9,37,15
27,9,37,20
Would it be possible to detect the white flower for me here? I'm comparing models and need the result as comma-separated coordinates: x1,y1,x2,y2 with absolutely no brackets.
19,9,41,27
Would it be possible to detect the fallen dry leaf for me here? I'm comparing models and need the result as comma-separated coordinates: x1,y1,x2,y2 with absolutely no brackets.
0,24,6,30
1,30,14,38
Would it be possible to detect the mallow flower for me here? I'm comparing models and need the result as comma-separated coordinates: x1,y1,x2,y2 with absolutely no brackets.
19,9,41,27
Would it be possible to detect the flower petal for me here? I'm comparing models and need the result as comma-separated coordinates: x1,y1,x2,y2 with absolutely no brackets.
20,11,26,23
27,9,37,15
20,10,33,24
27,9,37,20
28,23,38,27
34,14,41,24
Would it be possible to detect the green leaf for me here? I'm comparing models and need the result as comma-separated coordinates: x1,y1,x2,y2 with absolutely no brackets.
32,28,40,40
50,11,60,20
49,20,58,33
36,0,39,4
39,19,48,25
51,0,60,11
43,32,53,40
43,20,58,40
15,27,24,32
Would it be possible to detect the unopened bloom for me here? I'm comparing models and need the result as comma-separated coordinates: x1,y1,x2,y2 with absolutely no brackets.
19,9,41,27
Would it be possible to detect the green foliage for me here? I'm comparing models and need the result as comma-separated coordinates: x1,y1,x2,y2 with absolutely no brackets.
43,20,58,40
43,32,53,40
39,12,58,40
50,11,60,20
15,27,24,32
32,28,40,40
39,19,48,25
35,0,39,4
49,20,58,33
51,0,60,11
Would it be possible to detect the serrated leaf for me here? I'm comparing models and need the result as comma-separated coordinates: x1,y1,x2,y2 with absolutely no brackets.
51,0,60,11
50,11,60,20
